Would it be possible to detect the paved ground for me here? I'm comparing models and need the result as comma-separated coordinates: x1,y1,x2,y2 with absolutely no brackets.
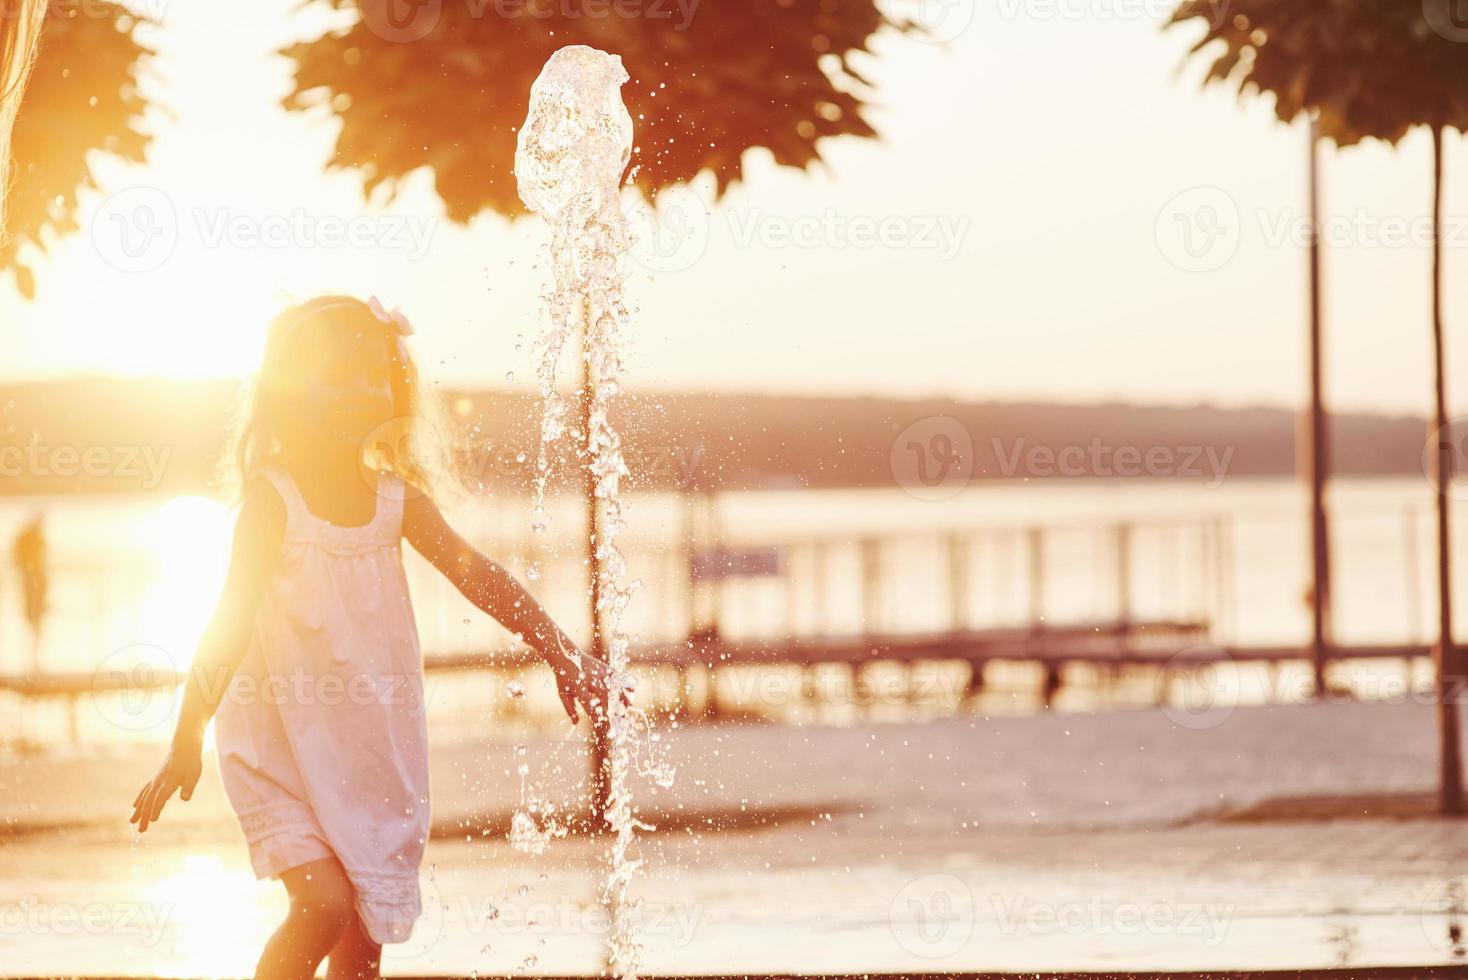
3,699,1468,975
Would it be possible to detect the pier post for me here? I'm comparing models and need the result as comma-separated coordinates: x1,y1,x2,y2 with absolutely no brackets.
1215,518,1234,640
1115,523,1132,629
812,539,827,637
703,664,722,719
948,533,968,634
1028,527,1045,625
965,660,985,698
682,492,699,637
673,665,691,721
860,538,881,638
1042,662,1062,709
1404,505,1424,645
784,543,800,637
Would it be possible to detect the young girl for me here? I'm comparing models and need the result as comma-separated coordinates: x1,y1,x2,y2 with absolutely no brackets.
128,295,621,980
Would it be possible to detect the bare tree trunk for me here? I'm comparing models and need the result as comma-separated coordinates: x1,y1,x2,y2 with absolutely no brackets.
1306,118,1332,693
1430,123,1463,816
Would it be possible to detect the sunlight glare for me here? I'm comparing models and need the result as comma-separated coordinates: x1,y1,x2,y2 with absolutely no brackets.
139,496,232,670
139,853,281,976
72,232,275,379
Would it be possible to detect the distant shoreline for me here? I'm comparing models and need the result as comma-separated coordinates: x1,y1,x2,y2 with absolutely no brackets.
0,377,1437,496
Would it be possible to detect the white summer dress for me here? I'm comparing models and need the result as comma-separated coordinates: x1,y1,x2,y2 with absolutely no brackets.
214,467,430,944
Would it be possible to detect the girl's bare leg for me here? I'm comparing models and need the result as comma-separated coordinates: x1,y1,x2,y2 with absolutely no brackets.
255,858,356,980
326,914,382,980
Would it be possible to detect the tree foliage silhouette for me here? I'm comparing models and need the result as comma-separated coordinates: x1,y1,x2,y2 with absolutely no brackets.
5,0,152,297
283,0,904,221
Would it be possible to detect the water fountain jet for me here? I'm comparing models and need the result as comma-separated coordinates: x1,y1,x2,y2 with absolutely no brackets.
515,43,647,980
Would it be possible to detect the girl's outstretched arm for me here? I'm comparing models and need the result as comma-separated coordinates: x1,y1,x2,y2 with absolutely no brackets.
130,479,284,832
404,493,621,725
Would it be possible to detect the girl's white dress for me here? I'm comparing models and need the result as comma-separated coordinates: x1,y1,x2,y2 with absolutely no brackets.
214,467,430,944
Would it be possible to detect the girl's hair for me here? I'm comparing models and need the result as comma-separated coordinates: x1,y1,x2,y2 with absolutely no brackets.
0,0,44,233
225,295,451,502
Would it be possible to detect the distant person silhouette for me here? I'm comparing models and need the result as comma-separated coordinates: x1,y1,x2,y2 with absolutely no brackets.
12,514,47,675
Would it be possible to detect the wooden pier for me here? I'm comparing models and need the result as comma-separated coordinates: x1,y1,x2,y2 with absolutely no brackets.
3,624,1449,745
0,511,1447,741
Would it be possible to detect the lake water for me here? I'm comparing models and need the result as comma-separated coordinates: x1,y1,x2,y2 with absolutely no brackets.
0,475,1461,678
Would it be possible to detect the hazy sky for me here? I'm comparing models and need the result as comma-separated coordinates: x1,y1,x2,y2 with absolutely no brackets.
2,0,1465,417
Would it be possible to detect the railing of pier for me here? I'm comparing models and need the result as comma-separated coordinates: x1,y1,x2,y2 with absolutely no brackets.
0,501,1451,679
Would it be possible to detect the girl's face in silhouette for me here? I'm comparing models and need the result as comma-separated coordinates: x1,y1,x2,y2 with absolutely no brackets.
279,319,396,460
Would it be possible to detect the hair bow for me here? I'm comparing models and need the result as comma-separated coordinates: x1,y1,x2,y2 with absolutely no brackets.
367,295,415,337
367,295,415,366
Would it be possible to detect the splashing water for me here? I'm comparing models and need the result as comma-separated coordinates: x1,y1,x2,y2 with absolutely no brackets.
516,44,634,529
514,44,661,980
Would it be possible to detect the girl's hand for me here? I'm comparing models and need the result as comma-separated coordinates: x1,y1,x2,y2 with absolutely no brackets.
130,739,203,833
552,651,630,725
